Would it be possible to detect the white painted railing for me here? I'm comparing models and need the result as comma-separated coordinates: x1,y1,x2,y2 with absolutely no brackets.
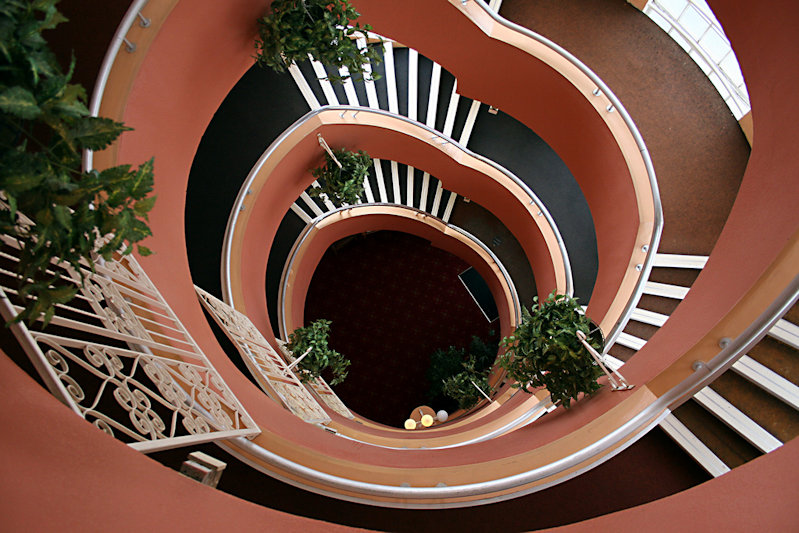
0,236,259,452
196,286,342,424
83,0,151,172
644,0,750,120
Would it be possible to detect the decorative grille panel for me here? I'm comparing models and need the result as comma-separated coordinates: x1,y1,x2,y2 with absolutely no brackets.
195,286,332,424
273,340,354,420
0,236,259,452
308,377,355,419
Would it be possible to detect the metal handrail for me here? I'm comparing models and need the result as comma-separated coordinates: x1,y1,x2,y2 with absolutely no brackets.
221,106,572,308
646,0,749,118
458,0,663,352
223,274,799,507
83,0,151,173
277,203,522,342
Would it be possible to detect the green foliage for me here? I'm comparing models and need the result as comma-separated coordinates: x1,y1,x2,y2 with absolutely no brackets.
310,147,370,207
469,332,498,371
425,345,466,407
287,319,350,385
255,0,382,83
0,0,156,325
425,334,498,411
498,292,604,409
442,356,494,411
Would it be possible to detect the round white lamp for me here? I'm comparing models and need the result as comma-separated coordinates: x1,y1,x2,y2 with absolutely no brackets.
436,410,448,423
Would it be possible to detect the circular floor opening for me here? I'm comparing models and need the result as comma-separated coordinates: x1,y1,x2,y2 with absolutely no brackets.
303,230,499,426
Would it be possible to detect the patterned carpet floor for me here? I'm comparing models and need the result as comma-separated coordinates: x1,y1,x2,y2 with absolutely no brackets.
303,231,496,426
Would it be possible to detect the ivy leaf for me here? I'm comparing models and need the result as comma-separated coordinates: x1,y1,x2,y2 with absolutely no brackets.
0,86,41,118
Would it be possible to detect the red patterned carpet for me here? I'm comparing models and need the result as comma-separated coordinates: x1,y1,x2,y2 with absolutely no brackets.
303,231,496,426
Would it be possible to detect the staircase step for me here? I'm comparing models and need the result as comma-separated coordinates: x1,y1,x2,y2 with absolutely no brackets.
289,202,312,224
659,414,730,477
441,79,461,138
382,41,400,114
652,253,708,269
732,355,799,411
769,318,799,350
294,58,326,108
373,158,389,203
671,400,761,469
434,69,457,133
748,335,799,390
322,62,348,104
298,191,324,218
459,99,482,146
425,62,443,129
389,160,402,203
419,172,432,212
643,281,690,299
442,191,458,223
392,46,409,117
288,61,321,110
430,179,445,217
630,307,669,327
693,387,782,453
710,369,799,443
309,58,340,105
266,210,309,337
338,65,362,106
356,38,380,109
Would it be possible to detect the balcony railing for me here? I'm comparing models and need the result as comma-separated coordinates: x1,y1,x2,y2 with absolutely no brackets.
0,234,259,452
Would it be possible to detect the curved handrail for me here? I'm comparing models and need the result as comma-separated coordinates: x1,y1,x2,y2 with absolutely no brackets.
221,105,572,308
219,271,799,507
83,0,151,172
457,0,663,352
277,203,522,341
646,0,750,119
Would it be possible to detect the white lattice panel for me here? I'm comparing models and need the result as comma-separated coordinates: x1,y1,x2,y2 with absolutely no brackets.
0,237,259,452
195,286,331,424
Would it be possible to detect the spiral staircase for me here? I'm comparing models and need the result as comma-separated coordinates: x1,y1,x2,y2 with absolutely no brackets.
1,0,798,531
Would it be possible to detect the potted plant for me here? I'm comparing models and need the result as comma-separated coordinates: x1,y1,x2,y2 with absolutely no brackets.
0,0,155,325
286,319,350,385
498,292,604,409
255,0,382,83
310,140,370,207
442,356,494,411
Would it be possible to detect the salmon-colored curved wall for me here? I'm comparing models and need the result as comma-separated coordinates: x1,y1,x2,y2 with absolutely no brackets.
114,0,797,479
352,0,640,337
0,349,349,532
622,0,799,387
282,211,514,341
3,0,797,525
235,121,556,341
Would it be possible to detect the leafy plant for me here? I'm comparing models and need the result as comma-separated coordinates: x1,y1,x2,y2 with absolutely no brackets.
469,332,499,371
424,334,498,411
425,345,465,408
442,356,494,411
255,0,382,83
0,0,155,325
498,292,604,409
310,147,370,207
286,318,350,385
